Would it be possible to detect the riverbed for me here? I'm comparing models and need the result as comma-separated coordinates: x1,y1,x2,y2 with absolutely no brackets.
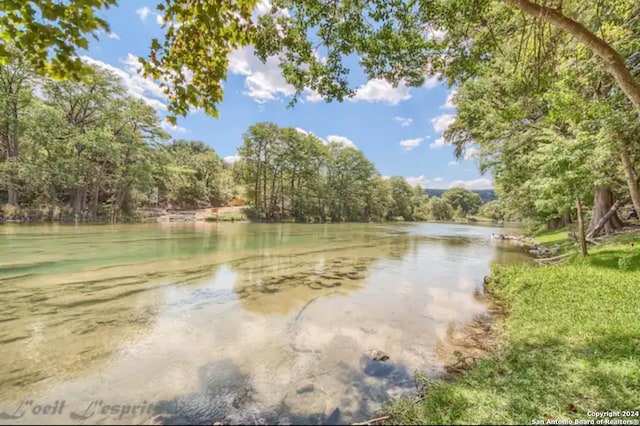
0,222,527,425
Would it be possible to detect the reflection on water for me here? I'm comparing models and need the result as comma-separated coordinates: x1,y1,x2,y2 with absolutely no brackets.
0,222,528,425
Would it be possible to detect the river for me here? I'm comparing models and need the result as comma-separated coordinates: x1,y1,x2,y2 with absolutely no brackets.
0,222,527,425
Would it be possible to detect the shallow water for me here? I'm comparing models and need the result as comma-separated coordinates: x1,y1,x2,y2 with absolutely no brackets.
0,222,527,425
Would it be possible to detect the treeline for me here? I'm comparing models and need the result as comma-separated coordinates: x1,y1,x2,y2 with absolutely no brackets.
237,122,483,222
0,57,488,224
0,58,238,221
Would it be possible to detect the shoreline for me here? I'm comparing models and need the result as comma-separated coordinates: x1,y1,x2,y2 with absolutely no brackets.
382,229,640,425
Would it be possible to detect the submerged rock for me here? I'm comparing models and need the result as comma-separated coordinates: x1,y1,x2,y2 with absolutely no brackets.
296,382,315,394
360,350,394,377
308,282,324,290
367,350,390,361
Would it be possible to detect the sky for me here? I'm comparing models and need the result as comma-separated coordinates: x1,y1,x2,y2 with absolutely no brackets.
82,0,493,190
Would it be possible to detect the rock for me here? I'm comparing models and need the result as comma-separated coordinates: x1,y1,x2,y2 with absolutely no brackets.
360,354,394,378
367,349,390,361
321,274,340,280
262,285,279,293
308,282,323,290
321,281,341,288
296,383,315,394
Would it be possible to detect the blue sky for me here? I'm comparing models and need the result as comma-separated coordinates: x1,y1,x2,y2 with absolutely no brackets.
83,1,492,190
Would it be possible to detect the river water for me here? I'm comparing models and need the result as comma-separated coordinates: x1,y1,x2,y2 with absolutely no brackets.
0,222,527,425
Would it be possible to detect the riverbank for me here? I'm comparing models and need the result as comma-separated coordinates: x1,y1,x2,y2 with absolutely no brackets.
385,231,640,424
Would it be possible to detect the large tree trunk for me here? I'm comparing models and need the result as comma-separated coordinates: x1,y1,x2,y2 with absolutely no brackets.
506,0,640,118
576,198,588,257
71,185,86,218
587,198,625,240
620,144,640,215
587,187,624,237
546,211,572,230
7,179,18,205
5,108,19,205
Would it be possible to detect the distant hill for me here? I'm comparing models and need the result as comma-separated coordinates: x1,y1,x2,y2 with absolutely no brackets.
424,188,496,204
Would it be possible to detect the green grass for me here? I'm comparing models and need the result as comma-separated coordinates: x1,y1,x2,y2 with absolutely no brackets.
203,212,248,222
532,228,575,246
386,236,640,424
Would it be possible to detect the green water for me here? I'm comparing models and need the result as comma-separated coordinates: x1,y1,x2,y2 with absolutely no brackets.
0,222,527,425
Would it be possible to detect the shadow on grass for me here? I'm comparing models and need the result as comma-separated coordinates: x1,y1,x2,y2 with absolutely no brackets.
583,248,640,271
386,332,640,425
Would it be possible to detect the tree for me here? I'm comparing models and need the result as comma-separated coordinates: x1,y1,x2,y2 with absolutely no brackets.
427,197,454,221
388,176,415,220
479,200,507,222
366,177,393,222
0,53,33,204
442,187,482,217
0,1,117,79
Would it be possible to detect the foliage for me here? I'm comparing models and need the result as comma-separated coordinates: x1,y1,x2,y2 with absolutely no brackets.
478,199,507,222
0,57,236,220
427,196,454,221
139,0,258,122
0,1,117,79
442,187,482,217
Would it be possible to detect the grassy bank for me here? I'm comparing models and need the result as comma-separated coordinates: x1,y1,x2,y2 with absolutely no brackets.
387,233,640,424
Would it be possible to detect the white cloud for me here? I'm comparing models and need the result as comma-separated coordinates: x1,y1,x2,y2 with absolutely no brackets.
431,113,456,133
106,31,120,40
351,79,411,105
80,54,167,110
224,3,302,105
136,7,151,20
294,127,326,143
404,176,491,189
405,176,445,188
423,75,440,89
302,88,323,103
449,178,493,190
223,155,241,164
448,160,459,166
405,175,426,187
464,147,480,160
228,47,297,103
443,90,457,109
156,13,164,25
399,138,423,151
160,121,189,134
393,116,413,127
429,137,447,149
326,135,356,149
429,113,456,149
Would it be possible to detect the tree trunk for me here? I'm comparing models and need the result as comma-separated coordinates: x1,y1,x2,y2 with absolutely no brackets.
506,0,640,118
546,217,561,230
576,198,588,257
7,180,18,205
587,187,624,237
6,108,20,205
546,211,571,230
620,144,640,215
71,185,86,217
586,198,625,240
